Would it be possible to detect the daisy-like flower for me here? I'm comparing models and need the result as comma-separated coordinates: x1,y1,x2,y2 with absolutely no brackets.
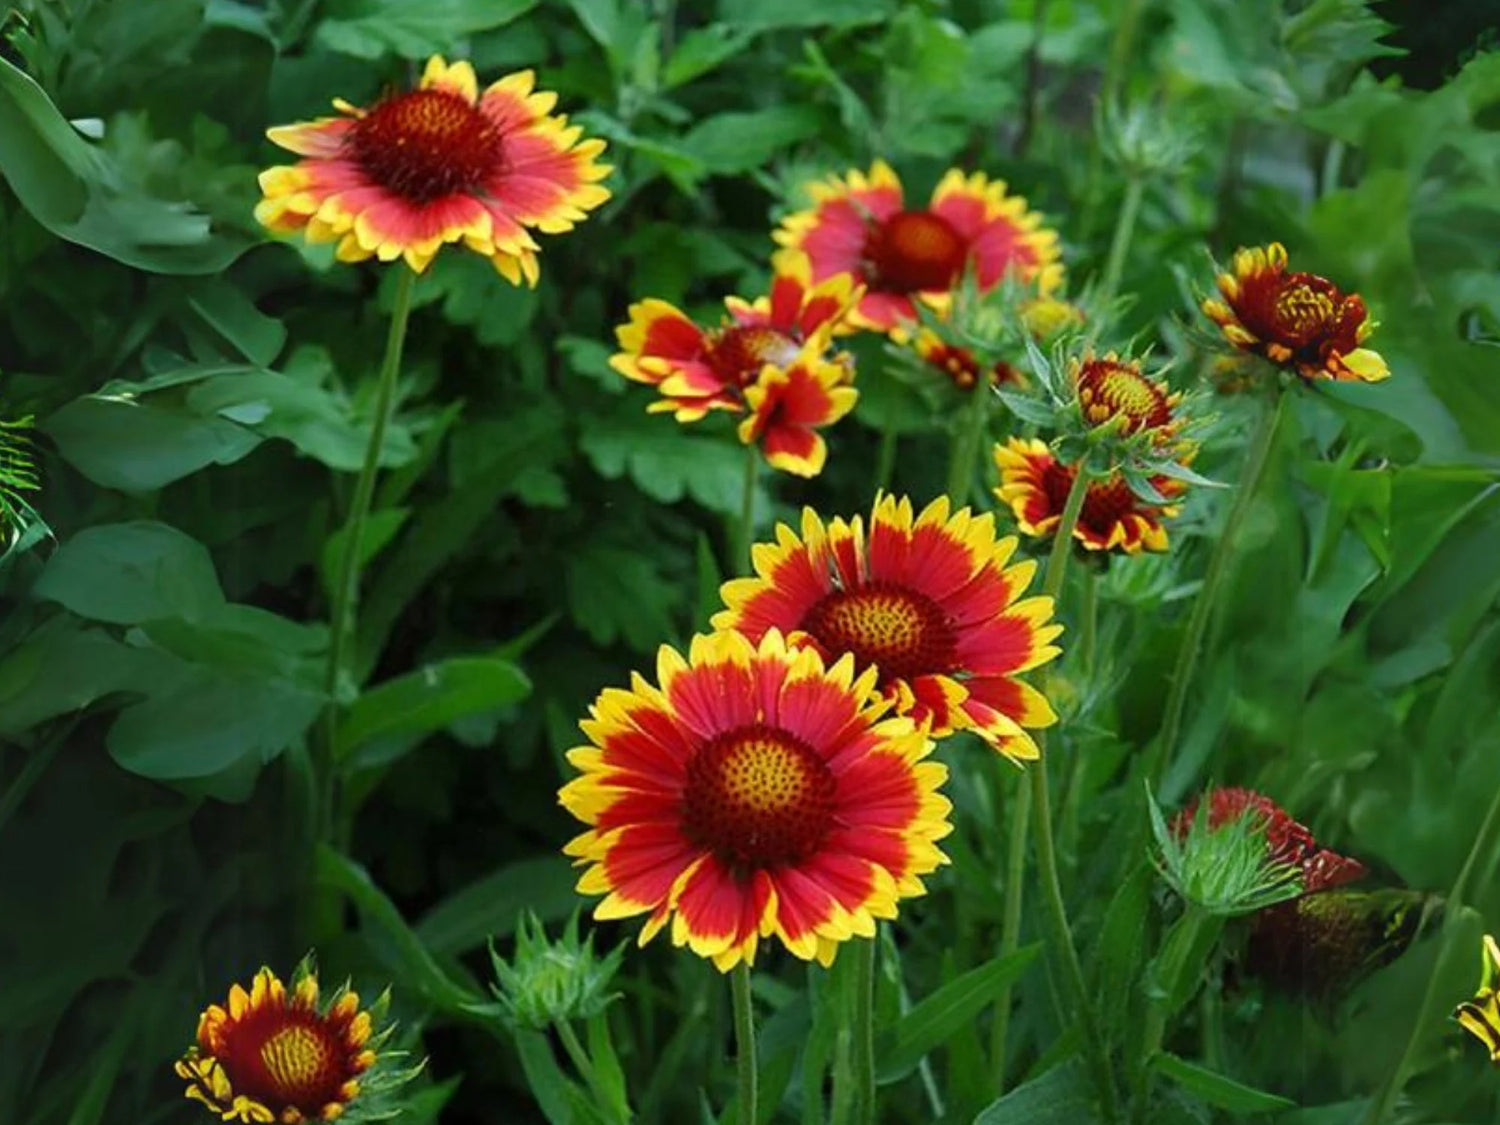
1201,242,1388,383
994,438,1186,554
256,56,611,281
1456,934,1500,1064
775,161,1063,334
1070,352,1182,445
712,495,1062,761
176,966,381,1124
738,356,858,477
609,249,862,421
560,629,952,971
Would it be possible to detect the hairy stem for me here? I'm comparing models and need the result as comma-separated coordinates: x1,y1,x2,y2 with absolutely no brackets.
732,964,759,1125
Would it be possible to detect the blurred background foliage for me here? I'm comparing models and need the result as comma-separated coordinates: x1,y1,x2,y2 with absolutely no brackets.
1,0,1498,1122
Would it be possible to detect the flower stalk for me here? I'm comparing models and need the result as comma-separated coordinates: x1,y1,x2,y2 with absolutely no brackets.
732,964,758,1125
946,383,992,505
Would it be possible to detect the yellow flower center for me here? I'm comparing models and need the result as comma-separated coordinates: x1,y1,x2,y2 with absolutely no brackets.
802,584,957,683
259,1024,336,1107
349,88,503,204
864,211,968,294
1075,358,1172,435
682,725,836,870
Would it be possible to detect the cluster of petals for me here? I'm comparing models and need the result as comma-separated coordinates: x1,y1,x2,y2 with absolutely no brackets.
560,629,952,971
610,250,862,476
256,56,611,281
994,438,1186,554
1069,351,1185,448
911,297,1083,392
176,967,378,1124
1201,242,1388,383
775,160,1063,334
714,495,1062,762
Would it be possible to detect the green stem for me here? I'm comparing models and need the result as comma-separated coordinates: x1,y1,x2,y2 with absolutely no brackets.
735,445,759,574
989,764,1033,1095
1058,567,1100,864
1130,906,1220,1124
318,267,417,834
1362,784,1500,1125
852,937,877,1125
1095,175,1144,316
945,386,992,505
556,1019,621,1123
732,963,758,1125
875,415,899,492
1146,390,1284,795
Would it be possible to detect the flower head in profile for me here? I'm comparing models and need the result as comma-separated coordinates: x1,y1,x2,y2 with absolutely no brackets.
1201,243,1387,383
775,161,1063,334
713,495,1062,762
256,56,611,281
994,438,1186,555
176,963,396,1123
560,629,952,971
1456,934,1500,1064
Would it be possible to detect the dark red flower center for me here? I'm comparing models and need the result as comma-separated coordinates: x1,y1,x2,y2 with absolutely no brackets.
1039,462,1149,539
682,724,836,870
1075,359,1173,435
864,210,968,294
221,1010,349,1113
704,325,801,387
801,583,958,683
349,88,503,204
1269,275,1340,348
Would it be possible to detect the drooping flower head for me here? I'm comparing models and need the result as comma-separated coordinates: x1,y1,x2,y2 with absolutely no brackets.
775,161,1063,334
1201,243,1388,383
713,496,1062,762
256,56,611,281
994,438,1186,554
560,630,952,971
610,249,861,421
610,250,861,476
1070,352,1182,445
176,965,388,1123
1171,787,1366,893
1456,934,1500,1064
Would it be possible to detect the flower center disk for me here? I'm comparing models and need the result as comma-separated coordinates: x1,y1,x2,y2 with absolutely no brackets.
682,724,836,870
802,584,957,683
223,1015,345,1113
1270,276,1338,348
1078,360,1171,434
864,211,967,293
349,89,502,204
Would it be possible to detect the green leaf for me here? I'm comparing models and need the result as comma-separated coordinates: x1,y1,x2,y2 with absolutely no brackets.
679,106,822,174
415,856,580,956
319,508,411,602
317,0,541,59
513,1028,584,1125
579,407,745,512
0,622,168,735
336,656,532,759
43,395,262,492
565,545,682,653
0,58,249,273
717,0,897,32
182,277,286,366
875,944,1040,1081
663,25,756,89
974,1060,1100,1125
1150,1053,1296,1113
34,521,225,625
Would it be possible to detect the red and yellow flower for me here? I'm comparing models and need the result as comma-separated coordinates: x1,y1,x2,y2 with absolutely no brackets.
712,495,1061,761
176,966,380,1123
994,437,1185,554
775,161,1063,334
1201,243,1388,383
610,249,861,421
560,629,952,971
256,56,611,281
1456,934,1500,1064
1070,352,1187,453
913,329,1027,391
738,357,858,477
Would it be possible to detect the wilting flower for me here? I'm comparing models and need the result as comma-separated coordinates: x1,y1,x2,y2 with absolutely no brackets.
994,438,1186,554
560,629,952,971
775,161,1063,334
1456,934,1500,1064
712,495,1061,761
176,965,386,1123
256,56,611,281
1171,788,1366,892
1070,352,1182,445
1201,243,1388,383
610,249,861,421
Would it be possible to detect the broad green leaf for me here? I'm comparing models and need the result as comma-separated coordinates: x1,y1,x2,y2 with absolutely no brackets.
0,622,162,735
317,0,541,59
336,656,532,758
182,277,286,365
415,856,579,956
875,944,1039,1081
679,106,822,175
43,395,262,492
579,410,745,513
974,1060,1099,1125
663,25,756,89
565,545,682,653
1150,1052,1296,1113
716,0,897,32
0,57,250,273
35,521,225,625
